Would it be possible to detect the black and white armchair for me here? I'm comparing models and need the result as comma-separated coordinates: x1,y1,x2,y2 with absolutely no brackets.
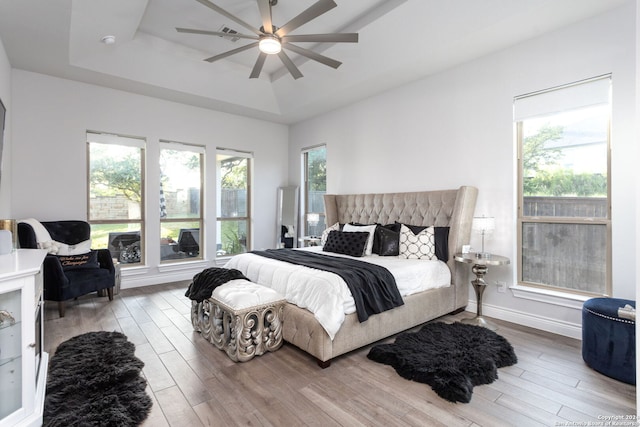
17,220,115,317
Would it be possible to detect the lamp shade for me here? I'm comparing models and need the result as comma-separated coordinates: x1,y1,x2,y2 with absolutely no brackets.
307,213,320,224
472,216,495,234
472,216,495,257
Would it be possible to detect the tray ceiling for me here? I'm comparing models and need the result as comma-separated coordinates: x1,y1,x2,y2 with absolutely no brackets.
0,0,627,124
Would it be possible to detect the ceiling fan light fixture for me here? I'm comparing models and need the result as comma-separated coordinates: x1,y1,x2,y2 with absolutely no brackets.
259,35,281,54
181,0,358,79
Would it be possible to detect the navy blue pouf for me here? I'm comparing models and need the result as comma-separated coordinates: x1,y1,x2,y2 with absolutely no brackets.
582,298,635,384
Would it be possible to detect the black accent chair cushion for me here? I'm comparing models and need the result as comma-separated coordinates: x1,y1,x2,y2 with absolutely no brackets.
18,220,115,317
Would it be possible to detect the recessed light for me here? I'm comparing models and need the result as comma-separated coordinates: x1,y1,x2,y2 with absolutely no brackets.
100,35,116,45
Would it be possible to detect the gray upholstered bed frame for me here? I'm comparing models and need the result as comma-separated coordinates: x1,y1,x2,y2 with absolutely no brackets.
282,186,478,367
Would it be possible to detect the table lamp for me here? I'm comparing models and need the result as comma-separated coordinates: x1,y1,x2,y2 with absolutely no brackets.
307,213,320,237
472,216,495,258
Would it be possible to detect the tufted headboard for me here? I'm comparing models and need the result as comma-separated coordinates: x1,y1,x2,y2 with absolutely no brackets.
323,186,478,274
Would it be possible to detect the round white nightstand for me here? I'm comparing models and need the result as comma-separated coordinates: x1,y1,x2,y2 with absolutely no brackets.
454,252,510,330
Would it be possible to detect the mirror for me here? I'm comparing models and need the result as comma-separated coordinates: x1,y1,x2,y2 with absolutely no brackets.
276,186,299,248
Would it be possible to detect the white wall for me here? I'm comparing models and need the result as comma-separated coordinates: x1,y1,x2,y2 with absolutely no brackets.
10,71,289,286
0,38,11,218
289,2,637,338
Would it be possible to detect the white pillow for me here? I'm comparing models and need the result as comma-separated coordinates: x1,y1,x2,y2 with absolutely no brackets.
40,239,92,255
399,224,436,260
321,222,341,246
342,223,377,256
57,239,92,255
38,240,62,255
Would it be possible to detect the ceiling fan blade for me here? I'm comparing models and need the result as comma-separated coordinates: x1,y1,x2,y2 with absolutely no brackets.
257,0,273,34
250,52,267,79
204,41,259,62
282,33,358,44
277,50,303,79
275,0,337,37
194,0,262,36
176,27,259,40
284,44,341,69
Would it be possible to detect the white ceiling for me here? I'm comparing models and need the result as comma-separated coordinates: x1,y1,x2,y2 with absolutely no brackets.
0,0,628,124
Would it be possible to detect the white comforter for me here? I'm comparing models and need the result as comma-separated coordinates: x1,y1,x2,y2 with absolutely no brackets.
223,247,451,340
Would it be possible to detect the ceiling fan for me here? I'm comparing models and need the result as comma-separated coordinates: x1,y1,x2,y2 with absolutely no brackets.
176,0,359,79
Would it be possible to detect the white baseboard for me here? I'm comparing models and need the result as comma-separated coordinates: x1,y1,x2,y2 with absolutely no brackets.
466,301,583,340
121,269,198,289
120,260,211,289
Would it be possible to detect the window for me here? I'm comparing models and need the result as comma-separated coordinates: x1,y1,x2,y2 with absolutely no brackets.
302,145,326,237
159,142,204,262
216,149,252,257
515,75,611,296
88,132,145,265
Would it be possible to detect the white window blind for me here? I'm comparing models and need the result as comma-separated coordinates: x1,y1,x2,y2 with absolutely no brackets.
514,75,611,121
87,132,145,148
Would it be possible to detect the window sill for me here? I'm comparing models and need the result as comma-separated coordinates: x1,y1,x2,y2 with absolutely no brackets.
158,259,210,273
510,284,590,310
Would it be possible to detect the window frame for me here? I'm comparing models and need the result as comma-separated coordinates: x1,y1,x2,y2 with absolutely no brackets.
216,148,252,257
515,76,612,297
159,140,205,263
302,144,327,237
87,131,146,266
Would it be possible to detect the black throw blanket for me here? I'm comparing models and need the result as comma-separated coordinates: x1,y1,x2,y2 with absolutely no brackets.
185,267,249,302
251,249,403,322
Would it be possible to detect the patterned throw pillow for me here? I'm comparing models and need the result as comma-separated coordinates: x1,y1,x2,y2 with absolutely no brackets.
323,230,370,257
399,224,436,260
396,222,450,262
321,222,341,246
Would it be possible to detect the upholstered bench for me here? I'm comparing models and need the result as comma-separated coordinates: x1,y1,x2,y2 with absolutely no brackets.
191,280,286,362
582,297,636,384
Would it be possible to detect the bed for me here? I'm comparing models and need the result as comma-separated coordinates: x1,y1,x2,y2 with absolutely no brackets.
225,186,478,367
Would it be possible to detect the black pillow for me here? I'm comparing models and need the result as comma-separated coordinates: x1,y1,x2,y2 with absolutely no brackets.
372,223,401,254
57,251,99,270
395,222,450,262
377,226,400,256
323,230,370,257
434,227,450,262
320,223,345,246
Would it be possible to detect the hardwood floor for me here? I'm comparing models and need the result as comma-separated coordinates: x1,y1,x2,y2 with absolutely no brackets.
43,282,636,426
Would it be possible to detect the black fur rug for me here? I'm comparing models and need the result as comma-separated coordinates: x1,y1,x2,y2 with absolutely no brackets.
367,322,517,403
43,331,152,426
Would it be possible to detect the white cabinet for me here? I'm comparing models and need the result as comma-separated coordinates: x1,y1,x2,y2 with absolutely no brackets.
0,250,47,427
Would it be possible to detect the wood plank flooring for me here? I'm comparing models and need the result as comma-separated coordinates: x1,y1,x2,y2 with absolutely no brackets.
43,282,636,426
